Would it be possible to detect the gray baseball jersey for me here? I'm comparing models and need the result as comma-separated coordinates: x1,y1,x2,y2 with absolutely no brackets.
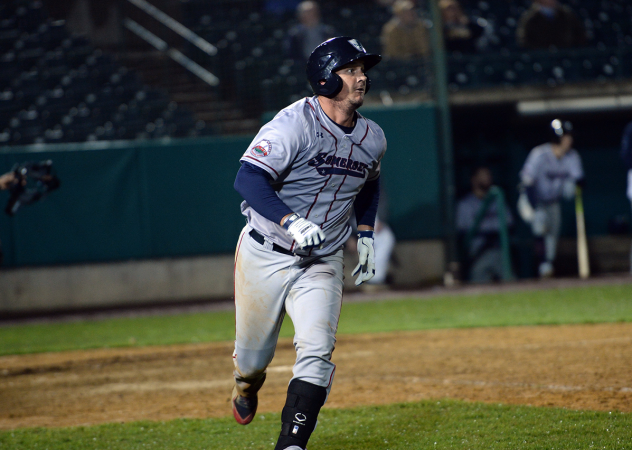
232,95,386,414
520,143,583,204
240,95,387,255
520,142,582,277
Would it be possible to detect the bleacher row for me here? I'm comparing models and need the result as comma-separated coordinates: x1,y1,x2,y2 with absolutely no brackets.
448,0,632,90
1,0,632,146
448,47,632,91
182,0,632,110
183,1,420,112
0,1,205,146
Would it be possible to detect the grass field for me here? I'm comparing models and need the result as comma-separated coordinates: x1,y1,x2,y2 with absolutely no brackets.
1,401,630,449
1,283,632,356
1,282,631,449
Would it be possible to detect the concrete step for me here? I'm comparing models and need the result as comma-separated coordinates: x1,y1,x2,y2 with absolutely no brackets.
110,49,257,134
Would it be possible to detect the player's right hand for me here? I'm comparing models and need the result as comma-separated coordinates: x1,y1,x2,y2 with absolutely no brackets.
284,215,326,250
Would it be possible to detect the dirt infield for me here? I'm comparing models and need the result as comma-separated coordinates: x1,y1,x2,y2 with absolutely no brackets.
1,321,631,430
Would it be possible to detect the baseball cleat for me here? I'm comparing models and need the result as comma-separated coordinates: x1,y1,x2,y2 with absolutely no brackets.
231,386,258,425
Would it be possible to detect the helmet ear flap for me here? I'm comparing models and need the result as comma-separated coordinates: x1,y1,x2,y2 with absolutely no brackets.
313,72,343,98
313,73,372,97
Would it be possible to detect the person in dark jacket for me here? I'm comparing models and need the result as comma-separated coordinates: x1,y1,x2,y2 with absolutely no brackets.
439,0,486,53
456,167,514,283
285,1,336,62
516,0,586,49
380,0,430,60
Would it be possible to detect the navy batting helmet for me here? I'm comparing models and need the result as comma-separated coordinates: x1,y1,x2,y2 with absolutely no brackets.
306,36,382,98
549,119,573,142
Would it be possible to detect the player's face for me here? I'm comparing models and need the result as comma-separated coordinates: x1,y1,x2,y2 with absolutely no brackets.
472,167,492,191
442,3,461,24
559,134,573,153
334,61,367,108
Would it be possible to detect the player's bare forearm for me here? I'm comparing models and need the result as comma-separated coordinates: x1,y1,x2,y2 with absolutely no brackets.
280,213,293,226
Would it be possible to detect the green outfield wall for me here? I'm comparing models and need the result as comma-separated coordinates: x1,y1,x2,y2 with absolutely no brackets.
0,103,443,268
0,137,246,267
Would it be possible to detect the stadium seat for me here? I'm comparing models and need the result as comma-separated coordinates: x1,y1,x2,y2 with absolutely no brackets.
0,0,210,145
15,1,45,33
43,124,64,143
10,107,44,144
39,20,68,50
3,0,632,143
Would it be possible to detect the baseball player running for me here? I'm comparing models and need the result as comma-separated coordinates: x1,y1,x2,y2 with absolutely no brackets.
231,37,386,450
518,119,584,278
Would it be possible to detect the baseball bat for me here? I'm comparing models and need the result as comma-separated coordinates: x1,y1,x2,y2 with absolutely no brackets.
575,185,590,279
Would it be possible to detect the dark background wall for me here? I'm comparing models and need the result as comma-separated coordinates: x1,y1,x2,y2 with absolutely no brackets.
1,101,629,272
0,137,246,266
0,103,443,268
451,105,630,236
451,104,631,277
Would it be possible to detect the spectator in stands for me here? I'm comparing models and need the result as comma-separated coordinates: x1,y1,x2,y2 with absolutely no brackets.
264,0,302,16
66,0,123,48
285,1,336,62
380,0,430,60
456,166,514,283
439,0,486,54
516,0,587,50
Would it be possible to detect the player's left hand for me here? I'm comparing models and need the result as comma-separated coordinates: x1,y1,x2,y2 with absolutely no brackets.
352,231,375,286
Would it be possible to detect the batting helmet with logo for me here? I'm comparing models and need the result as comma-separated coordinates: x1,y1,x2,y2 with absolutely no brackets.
549,119,573,143
306,36,382,98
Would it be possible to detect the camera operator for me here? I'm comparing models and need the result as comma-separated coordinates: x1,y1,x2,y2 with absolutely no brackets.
0,170,17,266
0,171,18,190
0,162,60,265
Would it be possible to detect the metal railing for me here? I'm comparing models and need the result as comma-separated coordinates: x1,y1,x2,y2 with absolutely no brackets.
124,0,219,87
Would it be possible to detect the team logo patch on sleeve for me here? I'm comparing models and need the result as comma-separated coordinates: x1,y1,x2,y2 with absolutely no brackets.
250,140,272,157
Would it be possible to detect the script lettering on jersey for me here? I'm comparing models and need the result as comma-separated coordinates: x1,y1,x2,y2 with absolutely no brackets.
545,170,571,180
307,152,369,178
